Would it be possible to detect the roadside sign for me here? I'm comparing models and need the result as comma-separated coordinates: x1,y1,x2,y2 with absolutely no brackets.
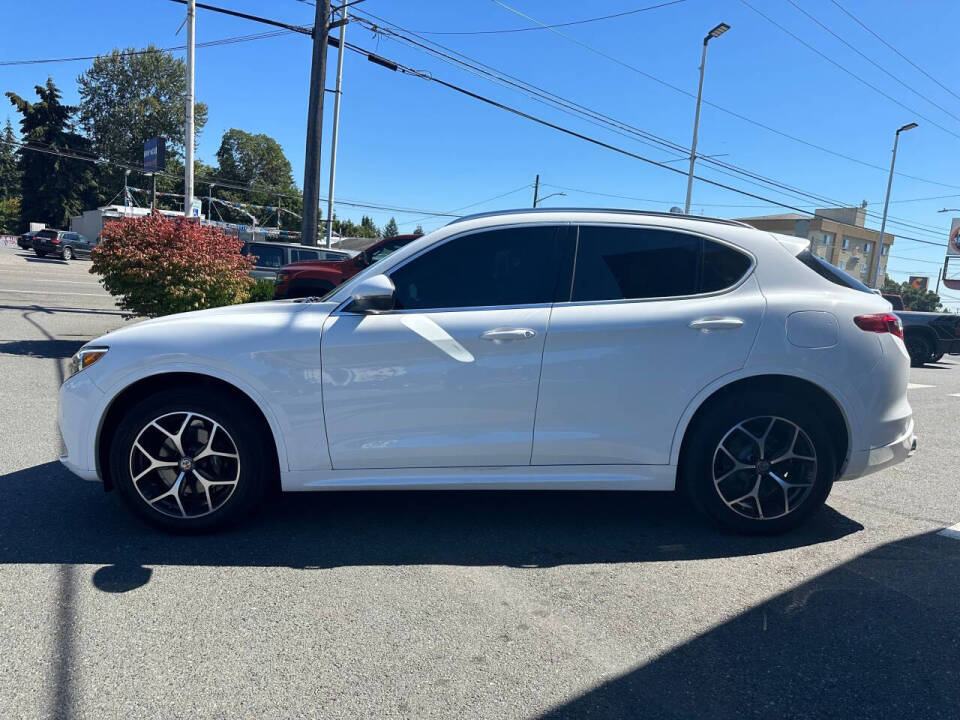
190,197,202,217
948,218,960,256
143,137,166,173
909,276,929,291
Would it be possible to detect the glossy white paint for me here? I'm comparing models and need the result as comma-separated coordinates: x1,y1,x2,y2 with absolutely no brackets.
58,209,915,498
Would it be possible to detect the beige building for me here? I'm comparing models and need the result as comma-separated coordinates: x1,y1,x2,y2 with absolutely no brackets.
738,207,893,287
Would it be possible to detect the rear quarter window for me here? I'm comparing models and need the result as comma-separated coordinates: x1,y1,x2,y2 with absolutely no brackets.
795,250,874,293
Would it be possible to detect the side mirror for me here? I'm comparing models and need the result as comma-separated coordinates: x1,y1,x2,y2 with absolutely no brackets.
349,273,396,313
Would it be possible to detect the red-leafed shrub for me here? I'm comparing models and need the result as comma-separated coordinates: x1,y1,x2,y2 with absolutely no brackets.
92,213,255,317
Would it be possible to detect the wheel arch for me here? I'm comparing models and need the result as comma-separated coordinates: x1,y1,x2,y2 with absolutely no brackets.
96,371,283,492
673,374,851,479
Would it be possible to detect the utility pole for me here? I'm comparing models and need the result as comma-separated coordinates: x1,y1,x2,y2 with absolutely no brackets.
123,169,131,207
151,174,157,212
302,0,332,246
184,0,196,218
324,2,348,248
207,183,215,220
532,174,539,208
936,266,944,295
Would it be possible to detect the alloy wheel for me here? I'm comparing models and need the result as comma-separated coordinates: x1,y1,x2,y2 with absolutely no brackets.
128,411,241,519
712,416,817,520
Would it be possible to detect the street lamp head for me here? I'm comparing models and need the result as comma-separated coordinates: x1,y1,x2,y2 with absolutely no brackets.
897,122,918,134
706,23,730,42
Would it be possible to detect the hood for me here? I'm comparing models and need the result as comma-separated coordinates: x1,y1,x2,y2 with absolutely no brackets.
91,300,339,349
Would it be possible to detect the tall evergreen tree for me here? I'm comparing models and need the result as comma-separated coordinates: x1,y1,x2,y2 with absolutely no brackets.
382,217,399,238
0,118,20,200
6,79,97,231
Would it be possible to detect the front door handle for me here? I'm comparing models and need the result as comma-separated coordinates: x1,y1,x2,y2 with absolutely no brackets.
481,327,537,342
689,316,744,332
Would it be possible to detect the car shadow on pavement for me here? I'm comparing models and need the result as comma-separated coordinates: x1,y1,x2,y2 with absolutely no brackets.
21,256,68,265
541,528,960,720
2,461,862,591
0,339,86,359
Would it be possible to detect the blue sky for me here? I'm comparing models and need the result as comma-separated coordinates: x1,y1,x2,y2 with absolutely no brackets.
3,0,960,301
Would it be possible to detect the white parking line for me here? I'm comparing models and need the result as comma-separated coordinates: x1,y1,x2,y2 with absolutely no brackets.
907,383,934,389
0,288,107,298
949,393,960,398
939,524,960,541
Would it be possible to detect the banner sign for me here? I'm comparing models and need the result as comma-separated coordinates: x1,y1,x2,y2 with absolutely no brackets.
908,276,929,291
143,137,166,173
949,218,960,257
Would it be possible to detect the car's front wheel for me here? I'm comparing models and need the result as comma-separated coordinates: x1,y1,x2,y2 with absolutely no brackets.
109,389,271,532
681,391,836,534
62,246,73,261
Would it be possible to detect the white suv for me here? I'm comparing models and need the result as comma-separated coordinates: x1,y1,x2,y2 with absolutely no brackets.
59,209,915,534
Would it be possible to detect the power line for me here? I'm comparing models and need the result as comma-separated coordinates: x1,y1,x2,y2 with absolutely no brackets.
406,1,685,35
783,0,960,125
0,30,295,66
484,0,960,191
830,0,960,106
354,11,948,240
738,0,960,142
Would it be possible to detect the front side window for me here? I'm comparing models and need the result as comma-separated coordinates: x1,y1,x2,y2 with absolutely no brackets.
370,237,411,263
390,226,565,310
249,244,284,268
570,226,750,302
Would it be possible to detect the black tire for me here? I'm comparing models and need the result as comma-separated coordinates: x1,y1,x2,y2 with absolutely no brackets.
680,390,836,535
284,281,334,299
904,332,931,367
62,246,73,261
109,388,272,532
34,249,46,257
929,351,944,363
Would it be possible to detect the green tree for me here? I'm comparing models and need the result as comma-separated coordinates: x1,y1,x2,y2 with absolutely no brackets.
359,215,380,238
0,118,19,201
382,217,399,238
0,195,18,234
882,277,942,312
6,79,97,231
77,47,208,204
215,128,295,192
413,224,424,235
78,47,207,164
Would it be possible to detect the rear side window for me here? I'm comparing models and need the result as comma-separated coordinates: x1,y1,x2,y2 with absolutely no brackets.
390,226,566,310
795,250,874,293
291,249,321,262
249,244,284,268
38,230,58,239
571,226,751,301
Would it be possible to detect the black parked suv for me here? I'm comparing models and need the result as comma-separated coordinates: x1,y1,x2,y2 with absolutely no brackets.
32,229,96,260
17,230,40,250
898,311,960,366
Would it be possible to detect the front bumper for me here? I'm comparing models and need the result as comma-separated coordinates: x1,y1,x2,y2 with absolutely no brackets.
58,370,106,483
840,417,916,480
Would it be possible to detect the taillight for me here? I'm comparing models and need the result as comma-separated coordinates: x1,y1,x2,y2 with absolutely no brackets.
854,313,903,339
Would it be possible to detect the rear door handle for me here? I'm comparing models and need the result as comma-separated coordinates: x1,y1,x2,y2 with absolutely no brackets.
689,316,744,332
481,327,537,342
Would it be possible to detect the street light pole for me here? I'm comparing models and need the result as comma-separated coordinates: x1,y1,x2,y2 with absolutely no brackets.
534,191,566,206
684,22,729,215
874,122,918,288
324,2,348,248
184,0,196,218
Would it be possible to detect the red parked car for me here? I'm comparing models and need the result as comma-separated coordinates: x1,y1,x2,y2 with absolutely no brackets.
273,234,421,299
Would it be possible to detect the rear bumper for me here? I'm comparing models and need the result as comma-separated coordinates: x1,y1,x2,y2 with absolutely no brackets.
840,417,916,480
936,338,960,355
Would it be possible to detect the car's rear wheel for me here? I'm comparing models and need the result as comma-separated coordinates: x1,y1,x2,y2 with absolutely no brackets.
929,351,944,363
34,249,46,257
62,246,73,261
904,333,931,367
109,389,271,532
681,391,836,535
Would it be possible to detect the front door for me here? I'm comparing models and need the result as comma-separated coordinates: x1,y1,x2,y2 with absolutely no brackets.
321,224,570,469
532,224,765,465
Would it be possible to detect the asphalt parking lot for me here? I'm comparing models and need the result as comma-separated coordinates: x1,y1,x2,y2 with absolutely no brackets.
0,243,958,720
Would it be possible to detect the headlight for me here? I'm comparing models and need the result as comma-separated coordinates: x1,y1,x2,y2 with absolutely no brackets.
71,347,108,376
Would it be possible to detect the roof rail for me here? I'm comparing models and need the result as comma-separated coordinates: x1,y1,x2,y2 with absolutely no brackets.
445,207,754,229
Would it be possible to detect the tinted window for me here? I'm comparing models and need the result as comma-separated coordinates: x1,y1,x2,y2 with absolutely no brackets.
291,249,320,262
701,240,752,292
37,230,58,239
795,249,873,293
370,237,412,263
390,227,564,310
249,244,284,268
572,226,700,301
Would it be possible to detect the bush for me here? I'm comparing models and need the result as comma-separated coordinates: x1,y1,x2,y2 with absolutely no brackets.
92,213,254,317
245,279,276,303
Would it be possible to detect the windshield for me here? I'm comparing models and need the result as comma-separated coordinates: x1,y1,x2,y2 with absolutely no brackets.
794,249,874,294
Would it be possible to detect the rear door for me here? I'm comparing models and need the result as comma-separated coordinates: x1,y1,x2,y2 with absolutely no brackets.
321,224,572,469
247,243,285,281
532,224,764,465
